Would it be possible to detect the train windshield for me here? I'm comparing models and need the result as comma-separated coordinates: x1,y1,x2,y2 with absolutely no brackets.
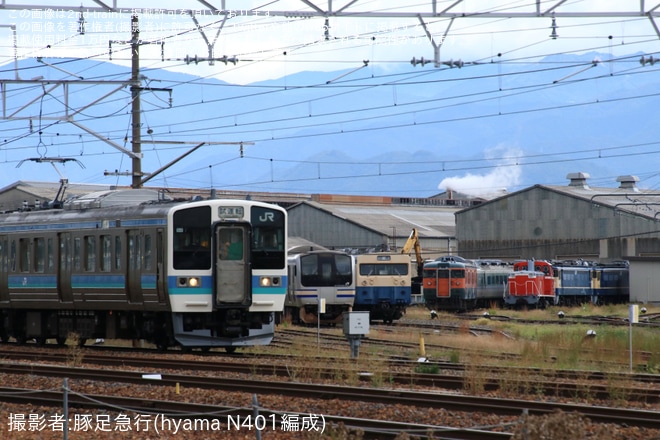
251,206,286,270
359,263,409,276
173,206,212,270
424,269,456,278
300,253,353,287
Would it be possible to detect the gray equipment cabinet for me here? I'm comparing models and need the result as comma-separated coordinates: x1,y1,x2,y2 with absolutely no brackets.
342,311,369,358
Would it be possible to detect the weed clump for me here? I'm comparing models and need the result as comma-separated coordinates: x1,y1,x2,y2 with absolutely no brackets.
511,410,613,440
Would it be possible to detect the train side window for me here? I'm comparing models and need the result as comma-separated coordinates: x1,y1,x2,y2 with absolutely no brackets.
114,236,122,270
9,240,16,272
19,238,30,273
144,234,152,270
101,235,112,272
0,239,5,273
129,235,141,271
47,238,54,272
35,237,45,273
59,235,70,272
85,236,97,272
73,237,81,271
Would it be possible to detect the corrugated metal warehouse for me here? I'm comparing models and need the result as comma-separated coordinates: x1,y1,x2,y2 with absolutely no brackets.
286,194,463,259
455,173,660,262
0,181,114,212
626,257,660,305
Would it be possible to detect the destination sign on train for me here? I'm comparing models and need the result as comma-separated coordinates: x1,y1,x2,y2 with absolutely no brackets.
218,206,244,219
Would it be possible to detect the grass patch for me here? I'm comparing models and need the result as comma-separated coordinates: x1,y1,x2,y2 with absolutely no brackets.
414,363,440,374
406,304,660,374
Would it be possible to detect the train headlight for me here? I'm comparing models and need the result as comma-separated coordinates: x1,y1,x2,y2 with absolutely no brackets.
177,277,201,287
258,277,281,287
188,277,200,287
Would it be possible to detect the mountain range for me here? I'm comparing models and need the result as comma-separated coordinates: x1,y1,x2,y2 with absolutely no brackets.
1,51,658,197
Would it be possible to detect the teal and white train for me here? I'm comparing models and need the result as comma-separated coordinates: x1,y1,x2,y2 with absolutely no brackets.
0,189,287,352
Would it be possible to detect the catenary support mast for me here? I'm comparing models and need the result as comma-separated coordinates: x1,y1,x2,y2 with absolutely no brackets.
130,14,142,189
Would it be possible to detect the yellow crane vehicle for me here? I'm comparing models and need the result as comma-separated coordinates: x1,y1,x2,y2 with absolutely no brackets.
400,228,424,300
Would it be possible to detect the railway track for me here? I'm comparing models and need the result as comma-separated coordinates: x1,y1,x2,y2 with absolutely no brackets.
0,362,657,431
396,312,660,329
0,384,512,440
0,346,658,404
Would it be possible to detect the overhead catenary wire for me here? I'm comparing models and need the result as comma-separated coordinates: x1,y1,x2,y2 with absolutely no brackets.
12,46,652,148
2,52,656,143
1,6,659,194
2,62,646,191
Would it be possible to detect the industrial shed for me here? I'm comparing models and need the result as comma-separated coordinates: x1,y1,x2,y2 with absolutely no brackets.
626,257,660,305
0,181,114,212
455,173,660,262
0,181,312,211
286,195,460,259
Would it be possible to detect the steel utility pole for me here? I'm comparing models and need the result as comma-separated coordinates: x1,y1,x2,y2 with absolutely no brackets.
107,14,250,188
130,13,142,189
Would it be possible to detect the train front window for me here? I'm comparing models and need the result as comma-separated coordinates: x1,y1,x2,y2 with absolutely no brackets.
251,206,285,270
300,254,352,287
360,263,409,276
218,228,244,261
173,206,211,270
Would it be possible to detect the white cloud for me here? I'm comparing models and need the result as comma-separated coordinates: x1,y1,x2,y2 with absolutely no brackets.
437,145,522,198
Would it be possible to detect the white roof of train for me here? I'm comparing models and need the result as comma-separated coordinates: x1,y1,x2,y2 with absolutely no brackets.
64,189,171,210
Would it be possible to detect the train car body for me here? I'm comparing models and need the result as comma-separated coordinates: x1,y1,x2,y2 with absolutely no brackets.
552,261,593,306
353,253,412,323
591,261,629,304
475,260,512,308
285,250,355,325
505,260,555,307
0,189,288,351
422,256,478,311
553,260,629,305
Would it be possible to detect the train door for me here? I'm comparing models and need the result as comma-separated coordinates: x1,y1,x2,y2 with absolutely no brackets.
214,224,251,307
126,230,143,305
57,232,73,304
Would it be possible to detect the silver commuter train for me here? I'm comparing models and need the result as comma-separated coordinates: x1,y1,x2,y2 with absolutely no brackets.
285,249,355,325
0,189,287,352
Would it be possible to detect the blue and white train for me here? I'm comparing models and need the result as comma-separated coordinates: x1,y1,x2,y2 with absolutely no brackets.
285,249,355,325
353,253,412,324
0,189,287,352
